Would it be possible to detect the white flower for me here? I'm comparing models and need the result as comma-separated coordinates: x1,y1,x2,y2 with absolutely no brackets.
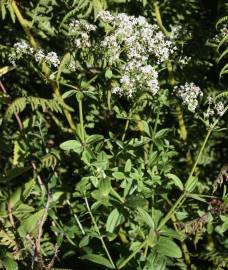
97,10,114,23
34,49,45,62
112,86,123,96
179,56,191,65
14,40,33,55
45,52,60,67
215,101,225,116
174,82,203,112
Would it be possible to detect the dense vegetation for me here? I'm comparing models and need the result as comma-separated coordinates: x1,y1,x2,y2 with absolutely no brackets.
0,0,228,269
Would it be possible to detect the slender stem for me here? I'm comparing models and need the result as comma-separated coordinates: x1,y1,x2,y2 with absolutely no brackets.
157,192,186,230
78,99,85,142
11,0,76,131
122,114,131,141
11,0,37,49
107,90,111,111
150,108,160,155
118,240,147,269
187,124,216,180
157,117,222,231
84,197,116,269
153,1,169,36
170,214,191,265
66,200,85,235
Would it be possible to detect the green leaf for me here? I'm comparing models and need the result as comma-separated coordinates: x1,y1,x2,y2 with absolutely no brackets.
18,209,45,237
0,66,15,77
156,236,182,258
2,256,18,270
112,171,125,180
141,120,151,136
99,179,111,197
62,89,78,99
137,208,155,229
166,173,183,191
105,69,112,79
126,195,147,209
155,129,169,139
81,254,115,269
86,134,104,144
23,178,35,200
79,235,90,248
106,208,122,233
60,140,82,154
124,159,132,172
185,176,197,192
56,52,71,85
9,187,21,208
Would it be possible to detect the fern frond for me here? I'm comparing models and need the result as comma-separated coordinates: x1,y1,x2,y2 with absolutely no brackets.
216,16,228,29
5,97,26,119
217,35,228,52
41,150,60,169
5,96,74,119
200,249,228,267
219,63,228,78
0,230,17,251
215,91,228,100
217,48,228,64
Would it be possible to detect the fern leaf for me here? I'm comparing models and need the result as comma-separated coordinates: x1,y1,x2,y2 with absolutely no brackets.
0,230,17,251
59,7,79,29
217,48,228,63
5,96,74,120
216,16,228,29
217,34,228,52
220,63,228,78
5,97,26,119
215,91,228,100
23,178,36,200
41,150,60,168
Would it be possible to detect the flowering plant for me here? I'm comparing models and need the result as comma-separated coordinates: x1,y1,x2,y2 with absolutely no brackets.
0,1,228,269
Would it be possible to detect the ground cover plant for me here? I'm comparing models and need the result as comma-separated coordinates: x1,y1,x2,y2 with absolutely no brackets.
0,0,228,269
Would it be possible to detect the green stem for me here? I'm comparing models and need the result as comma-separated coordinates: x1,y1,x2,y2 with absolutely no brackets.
158,192,186,230
157,118,221,231
84,197,116,269
78,99,85,142
122,114,131,141
107,90,111,111
149,109,160,155
187,123,216,180
11,0,76,131
118,240,147,269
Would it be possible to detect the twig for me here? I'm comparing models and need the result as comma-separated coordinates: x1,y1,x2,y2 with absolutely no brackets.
35,194,51,255
31,161,47,196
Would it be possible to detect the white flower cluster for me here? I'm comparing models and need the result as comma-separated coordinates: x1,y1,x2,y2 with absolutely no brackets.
69,19,96,48
99,11,175,64
113,64,159,98
215,101,225,116
204,98,225,118
98,11,177,98
44,51,60,67
14,40,34,55
9,40,60,68
174,82,203,112
179,56,191,65
9,40,34,66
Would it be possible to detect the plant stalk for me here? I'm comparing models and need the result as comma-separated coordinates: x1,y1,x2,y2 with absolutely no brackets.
11,0,76,131
85,197,116,269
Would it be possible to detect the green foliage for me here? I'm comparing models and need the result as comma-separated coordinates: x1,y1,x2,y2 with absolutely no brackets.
0,0,227,269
